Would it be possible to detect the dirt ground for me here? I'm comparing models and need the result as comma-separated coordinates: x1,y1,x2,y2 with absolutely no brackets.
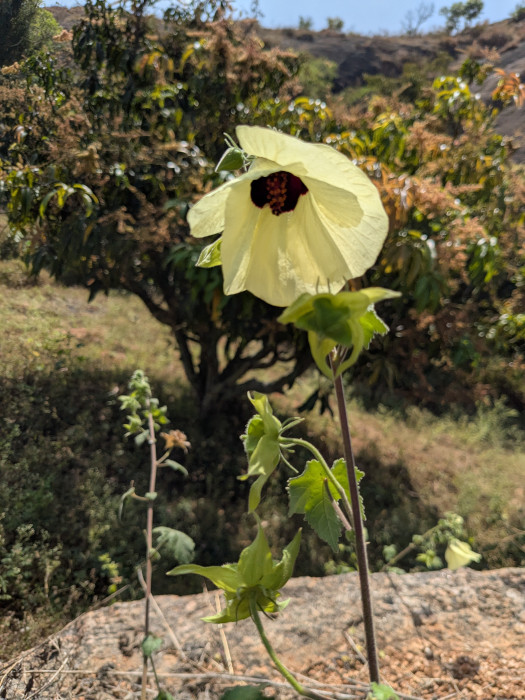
1,567,523,699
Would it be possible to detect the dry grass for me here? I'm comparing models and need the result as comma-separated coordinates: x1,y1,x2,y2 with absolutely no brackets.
0,261,185,387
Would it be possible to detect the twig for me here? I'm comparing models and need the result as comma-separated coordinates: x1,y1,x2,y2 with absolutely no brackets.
343,631,367,665
215,590,234,674
137,566,185,655
26,654,69,699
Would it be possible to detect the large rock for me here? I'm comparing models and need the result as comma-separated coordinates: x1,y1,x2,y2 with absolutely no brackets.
1,568,523,699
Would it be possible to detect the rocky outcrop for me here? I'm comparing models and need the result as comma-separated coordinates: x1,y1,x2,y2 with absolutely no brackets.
1,568,524,699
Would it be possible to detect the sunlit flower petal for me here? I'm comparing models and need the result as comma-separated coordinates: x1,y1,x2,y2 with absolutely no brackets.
445,539,482,571
188,126,389,307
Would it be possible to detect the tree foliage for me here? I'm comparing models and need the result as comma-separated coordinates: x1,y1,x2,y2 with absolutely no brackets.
0,0,59,67
0,0,523,413
439,0,483,33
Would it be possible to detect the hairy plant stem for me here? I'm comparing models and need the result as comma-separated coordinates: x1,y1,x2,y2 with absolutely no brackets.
330,354,380,685
248,597,326,700
141,400,159,700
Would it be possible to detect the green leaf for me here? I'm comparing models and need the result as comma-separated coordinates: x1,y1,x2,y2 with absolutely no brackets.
369,682,400,700
262,528,302,591
142,634,163,658
163,459,188,476
134,429,149,446
359,309,389,347
118,486,135,520
153,526,195,564
167,563,240,593
247,474,266,513
247,392,281,437
243,415,265,458
237,521,274,588
145,491,157,501
215,146,245,172
288,459,344,552
220,685,268,700
240,393,283,510
154,691,176,700
332,460,365,520
196,237,222,268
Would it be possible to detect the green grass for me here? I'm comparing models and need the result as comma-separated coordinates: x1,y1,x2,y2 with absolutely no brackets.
0,260,185,386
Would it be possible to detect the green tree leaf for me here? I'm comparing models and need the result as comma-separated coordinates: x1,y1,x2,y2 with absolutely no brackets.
152,526,195,564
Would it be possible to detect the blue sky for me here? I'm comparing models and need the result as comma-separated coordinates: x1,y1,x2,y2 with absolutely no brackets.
44,0,521,35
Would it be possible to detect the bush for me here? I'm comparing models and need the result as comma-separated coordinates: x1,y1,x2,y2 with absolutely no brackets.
511,3,525,21
326,17,344,31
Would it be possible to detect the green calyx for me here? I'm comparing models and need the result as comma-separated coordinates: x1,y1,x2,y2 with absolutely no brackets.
168,520,302,624
241,392,301,511
278,288,400,378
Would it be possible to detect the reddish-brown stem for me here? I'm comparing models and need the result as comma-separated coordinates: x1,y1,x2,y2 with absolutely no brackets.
141,401,159,700
330,354,380,684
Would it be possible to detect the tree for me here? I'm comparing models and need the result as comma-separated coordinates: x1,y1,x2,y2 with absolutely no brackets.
326,17,344,31
0,0,312,414
298,16,312,30
0,0,40,66
401,2,435,35
1,0,523,414
439,0,483,33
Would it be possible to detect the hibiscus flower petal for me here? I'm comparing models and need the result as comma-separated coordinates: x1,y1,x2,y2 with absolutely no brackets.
304,177,388,278
222,181,353,306
187,179,233,238
236,125,383,200
187,159,277,238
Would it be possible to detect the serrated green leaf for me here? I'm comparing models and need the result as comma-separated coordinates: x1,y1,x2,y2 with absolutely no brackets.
288,460,343,552
153,526,195,564
142,634,163,658
359,309,389,347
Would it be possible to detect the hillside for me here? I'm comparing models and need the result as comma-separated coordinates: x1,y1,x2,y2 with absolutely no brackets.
46,5,525,160
260,20,525,161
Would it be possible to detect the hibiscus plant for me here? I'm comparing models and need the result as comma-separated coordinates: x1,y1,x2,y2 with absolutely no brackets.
168,127,480,699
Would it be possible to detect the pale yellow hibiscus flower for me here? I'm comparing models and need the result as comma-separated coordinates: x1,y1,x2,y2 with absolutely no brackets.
188,125,389,307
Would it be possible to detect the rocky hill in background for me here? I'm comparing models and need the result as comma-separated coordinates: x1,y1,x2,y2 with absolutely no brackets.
46,5,525,160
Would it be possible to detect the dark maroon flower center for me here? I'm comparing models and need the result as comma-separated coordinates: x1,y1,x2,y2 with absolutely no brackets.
250,171,308,216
